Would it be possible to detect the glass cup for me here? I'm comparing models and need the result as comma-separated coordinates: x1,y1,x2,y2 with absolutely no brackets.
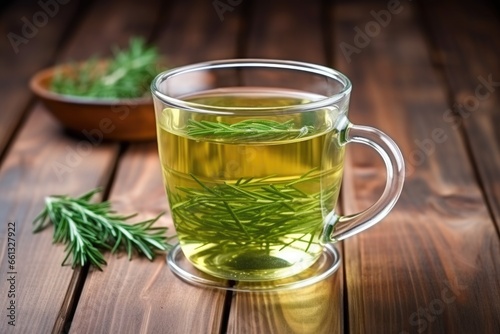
151,59,404,282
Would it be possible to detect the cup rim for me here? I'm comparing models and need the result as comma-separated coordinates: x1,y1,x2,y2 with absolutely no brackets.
151,58,352,115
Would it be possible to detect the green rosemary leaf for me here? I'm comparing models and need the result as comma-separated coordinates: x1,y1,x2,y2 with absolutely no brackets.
186,119,314,142
51,37,161,99
170,169,339,259
32,188,174,270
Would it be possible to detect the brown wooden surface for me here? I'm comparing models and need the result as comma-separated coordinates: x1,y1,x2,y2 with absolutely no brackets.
0,0,83,158
334,2,500,333
1,0,499,333
420,0,500,231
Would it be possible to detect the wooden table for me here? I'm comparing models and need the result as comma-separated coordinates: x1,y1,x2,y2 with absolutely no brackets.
1,0,499,333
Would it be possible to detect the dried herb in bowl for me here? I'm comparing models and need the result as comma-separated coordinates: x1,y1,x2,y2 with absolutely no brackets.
51,37,160,99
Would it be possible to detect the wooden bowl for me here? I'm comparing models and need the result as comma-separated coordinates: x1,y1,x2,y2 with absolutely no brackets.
30,64,157,141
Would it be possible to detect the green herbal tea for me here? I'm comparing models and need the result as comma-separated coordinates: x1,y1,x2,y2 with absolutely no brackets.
157,88,345,281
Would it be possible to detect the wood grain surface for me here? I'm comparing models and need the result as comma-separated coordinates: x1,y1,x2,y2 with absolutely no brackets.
420,0,500,231
70,143,227,334
0,0,83,158
0,0,153,332
0,104,118,334
334,1,500,333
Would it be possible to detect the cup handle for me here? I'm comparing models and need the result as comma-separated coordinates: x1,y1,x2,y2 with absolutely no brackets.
322,123,405,243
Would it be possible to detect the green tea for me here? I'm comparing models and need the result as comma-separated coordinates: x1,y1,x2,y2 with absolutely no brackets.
157,88,345,281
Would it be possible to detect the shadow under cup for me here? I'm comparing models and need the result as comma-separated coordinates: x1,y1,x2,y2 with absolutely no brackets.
151,59,404,283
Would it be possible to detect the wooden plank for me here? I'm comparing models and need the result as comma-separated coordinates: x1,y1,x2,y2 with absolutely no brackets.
245,0,327,62
332,2,500,333
0,0,165,332
0,104,118,333
226,1,345,333
419,0,500,231
70,0,242,332
154,0,242,64
0,0,83,158
52,0,169,331
70,143,226,334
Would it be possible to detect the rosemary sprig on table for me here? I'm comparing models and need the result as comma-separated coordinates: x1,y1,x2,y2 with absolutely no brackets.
33,188,174,270
186,119,314,141
170,169,338,258
51,37,160,99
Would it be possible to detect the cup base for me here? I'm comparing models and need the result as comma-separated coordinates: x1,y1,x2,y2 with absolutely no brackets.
166,243,341,292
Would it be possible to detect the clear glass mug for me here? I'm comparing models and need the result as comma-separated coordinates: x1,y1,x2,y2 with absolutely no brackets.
151,59,404,282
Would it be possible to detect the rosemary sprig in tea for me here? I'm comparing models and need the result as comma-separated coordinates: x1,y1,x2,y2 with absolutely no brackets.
170,169,337,257
186,119,314,141
33,188,174,270
51,37,160,99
